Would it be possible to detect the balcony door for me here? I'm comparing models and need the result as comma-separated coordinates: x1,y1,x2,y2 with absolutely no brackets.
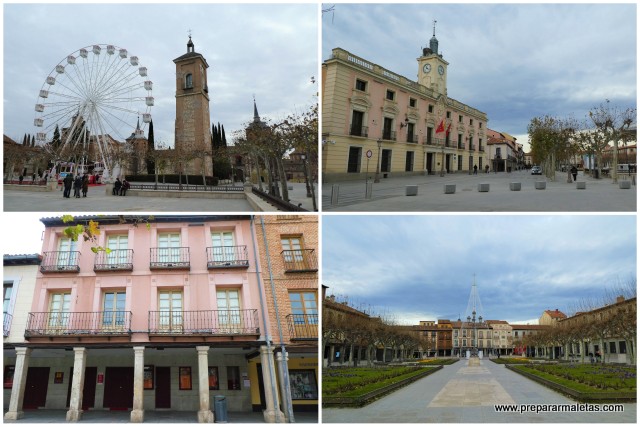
158,233,181,263
217,289,241,331
158,290,183,331
57,237,78,267
102,291,126,330
289,292,318,338
281,236,305,267
211,231,235,263
48,292,71,331
106,235,128,265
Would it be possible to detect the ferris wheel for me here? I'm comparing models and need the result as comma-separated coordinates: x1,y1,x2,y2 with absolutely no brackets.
34,44,153,181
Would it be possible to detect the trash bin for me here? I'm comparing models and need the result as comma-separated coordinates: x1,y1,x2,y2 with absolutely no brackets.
213,395,228,423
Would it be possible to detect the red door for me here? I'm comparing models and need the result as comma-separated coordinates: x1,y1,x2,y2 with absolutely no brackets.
103,367,134,409
66,367,97,409
23,367,50,409
155,367,171,409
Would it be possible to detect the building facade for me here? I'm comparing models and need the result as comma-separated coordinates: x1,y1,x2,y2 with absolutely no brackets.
3,215,317,423
322,31,488,182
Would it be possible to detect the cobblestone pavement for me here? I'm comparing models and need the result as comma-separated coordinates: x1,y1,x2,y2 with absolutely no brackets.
322,358,636,423
322,170,636,212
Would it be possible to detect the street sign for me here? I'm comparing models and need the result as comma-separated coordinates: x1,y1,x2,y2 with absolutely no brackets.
366,150,373,158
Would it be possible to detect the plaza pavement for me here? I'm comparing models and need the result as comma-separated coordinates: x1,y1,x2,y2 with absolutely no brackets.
322,170,637,212
322,358,636,423
3,182,316,212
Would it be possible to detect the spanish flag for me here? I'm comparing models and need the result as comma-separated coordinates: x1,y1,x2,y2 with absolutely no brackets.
446,122,452,136
435,119,445,134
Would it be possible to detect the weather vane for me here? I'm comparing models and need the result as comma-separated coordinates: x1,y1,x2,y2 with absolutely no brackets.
433,20,437,36
188,29,192,38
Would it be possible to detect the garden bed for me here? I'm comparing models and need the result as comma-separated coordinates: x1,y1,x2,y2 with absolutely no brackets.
507,364,636,402
323,366,442,407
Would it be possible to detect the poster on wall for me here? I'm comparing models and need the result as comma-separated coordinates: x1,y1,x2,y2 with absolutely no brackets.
144,365,154,390
179,367,192,390
288,370,318,400
3,366,15,389
54,371,64,384
208,367,219,390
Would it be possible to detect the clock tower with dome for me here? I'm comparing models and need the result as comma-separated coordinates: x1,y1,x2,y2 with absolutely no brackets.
417,20,449,95
174,35,213,176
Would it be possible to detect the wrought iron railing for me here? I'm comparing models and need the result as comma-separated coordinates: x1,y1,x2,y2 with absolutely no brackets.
94,249,134,271
281,249,318,273
4,312,12,337
382,130,396,141
349,125,368,138
251,187,308,212
130,184,243,192
148,309,259,335
24,311,132,337
40,251,81,273
479,145,485,152
150,247,190,269
407,133,417,143
206,246,249,269
424,136,435,145
286,314,318,340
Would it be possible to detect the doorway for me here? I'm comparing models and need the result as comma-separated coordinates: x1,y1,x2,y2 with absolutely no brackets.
23,367,50,409
155,367,171,409
103,367,134,409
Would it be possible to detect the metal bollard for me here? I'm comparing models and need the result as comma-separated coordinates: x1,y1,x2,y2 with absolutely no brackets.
331,184,339,205
365,182,373,199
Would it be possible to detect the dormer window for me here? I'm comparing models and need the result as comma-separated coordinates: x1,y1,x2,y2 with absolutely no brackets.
185,73,193,89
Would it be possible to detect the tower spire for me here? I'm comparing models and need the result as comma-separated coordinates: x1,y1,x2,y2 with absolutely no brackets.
465,274,484,322
433,19,437,37
253,96,260,123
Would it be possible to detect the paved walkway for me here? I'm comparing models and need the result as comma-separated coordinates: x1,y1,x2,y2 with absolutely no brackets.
5,409,318,423
322,170,636,212
322,358,636,423
3,182,316,212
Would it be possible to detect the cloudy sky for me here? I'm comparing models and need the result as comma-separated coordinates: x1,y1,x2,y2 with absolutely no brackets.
322,3,637,150
3,3,318,147
322,215,637,325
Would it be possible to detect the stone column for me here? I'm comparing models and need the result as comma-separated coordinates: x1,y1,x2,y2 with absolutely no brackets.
260,345,284,423
4,347,32,421
66,347,87,422
130,346,145,423
196,346,214,423
276,351,295,423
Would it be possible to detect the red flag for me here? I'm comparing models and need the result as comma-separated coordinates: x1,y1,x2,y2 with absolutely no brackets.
445,122,452,136
435,119,445,134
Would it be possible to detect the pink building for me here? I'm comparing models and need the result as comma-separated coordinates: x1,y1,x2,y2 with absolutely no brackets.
4,215,298,422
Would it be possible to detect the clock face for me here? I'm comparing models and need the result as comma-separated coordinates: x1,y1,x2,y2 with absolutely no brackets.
438,65,445,75
423,63,431,73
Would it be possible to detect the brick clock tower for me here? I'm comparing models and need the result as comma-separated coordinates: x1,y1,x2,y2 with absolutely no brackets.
174,36,213,176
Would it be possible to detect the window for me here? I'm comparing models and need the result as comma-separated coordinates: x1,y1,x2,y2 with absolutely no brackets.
347,147,362,173
106,234,128,265
386,90,395,101
227,366,241,390
428,105,434,113
407,123,415,143
48,292,71,329
458,115,463,123
158,233,180,263
185,73,193,89
158,290,183,330
289,370,318,400
426,126,433,145
211,231,235,263
3,282,13,313
609,342,617,354
217,289,241,327
102,291,126,328
382,117,393,140
479,122,483,129
57,237,78,267
409,98,416,108
446,111,451,119
619,341,627,354
470,118,474,126
355,79,367,91
350,110,365,137
289,291,317,324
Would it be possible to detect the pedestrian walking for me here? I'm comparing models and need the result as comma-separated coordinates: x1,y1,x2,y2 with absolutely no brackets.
63,174,73,198
82,174,89,197
113,178,122,195
570,165,578,182
73,175,83,198
18,174,24,184
120,179,130,196
473,165,478,175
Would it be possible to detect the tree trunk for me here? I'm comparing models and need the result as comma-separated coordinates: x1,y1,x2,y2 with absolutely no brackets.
277,157,289,202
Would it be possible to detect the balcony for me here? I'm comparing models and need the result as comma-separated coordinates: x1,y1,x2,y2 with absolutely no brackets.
458,143,466,150
24,311,132,337
4,312,12,337
469,144,475,151
349,124,368,138
382,130,396,141
423,136,435,146
94,249,134,271
150,247,190,270
479,145,485,152
286,314,318,340
148,309,259,335
40,251,81,273
206,246,249,269
281,249,318,273
407,133,417,143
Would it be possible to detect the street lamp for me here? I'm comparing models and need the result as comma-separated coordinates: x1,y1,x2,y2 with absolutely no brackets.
374,139,382,183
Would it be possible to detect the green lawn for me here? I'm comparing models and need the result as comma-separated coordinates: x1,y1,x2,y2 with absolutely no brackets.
323,366,437,398
512,364,636,393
